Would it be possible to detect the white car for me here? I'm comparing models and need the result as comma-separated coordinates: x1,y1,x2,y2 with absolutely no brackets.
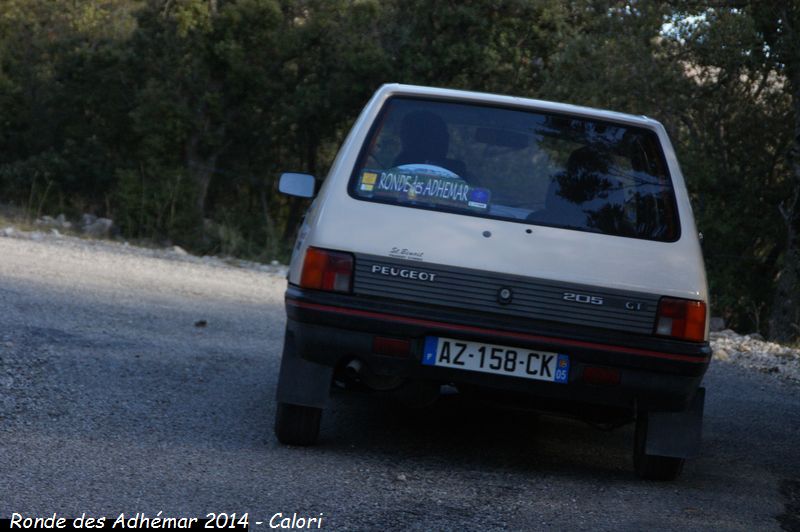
275,84,709,480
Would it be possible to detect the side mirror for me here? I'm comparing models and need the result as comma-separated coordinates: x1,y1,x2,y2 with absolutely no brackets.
279,172,316,198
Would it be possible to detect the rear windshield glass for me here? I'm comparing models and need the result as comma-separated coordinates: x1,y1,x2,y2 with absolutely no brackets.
348,97,680,241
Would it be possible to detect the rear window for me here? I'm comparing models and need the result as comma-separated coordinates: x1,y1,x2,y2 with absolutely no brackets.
348,97,680,242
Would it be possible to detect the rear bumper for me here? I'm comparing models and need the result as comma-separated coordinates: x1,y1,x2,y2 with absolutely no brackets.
285,285,710,412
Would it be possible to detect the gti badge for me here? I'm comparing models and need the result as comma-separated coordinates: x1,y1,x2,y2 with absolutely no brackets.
497,287,513,305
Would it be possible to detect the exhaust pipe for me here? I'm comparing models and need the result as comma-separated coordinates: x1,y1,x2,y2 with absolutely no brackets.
343,358,403,391
344,359,363,381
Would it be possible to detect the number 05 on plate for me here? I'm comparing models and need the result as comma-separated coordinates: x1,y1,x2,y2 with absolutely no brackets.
422,337,570,384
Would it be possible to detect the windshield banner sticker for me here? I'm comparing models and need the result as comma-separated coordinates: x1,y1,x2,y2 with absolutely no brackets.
395,163,460,179
358,168,490,210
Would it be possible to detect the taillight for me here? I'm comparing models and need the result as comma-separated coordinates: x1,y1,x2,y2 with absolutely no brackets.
300,247,354,293
372,336,412,358
654,297,706,342
582,366,621,386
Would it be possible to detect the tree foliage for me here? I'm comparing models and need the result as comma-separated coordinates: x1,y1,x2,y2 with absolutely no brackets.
0,0,798,339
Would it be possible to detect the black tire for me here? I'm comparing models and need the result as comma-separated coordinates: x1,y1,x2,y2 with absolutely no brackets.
275,402,322,446
634,412,685,481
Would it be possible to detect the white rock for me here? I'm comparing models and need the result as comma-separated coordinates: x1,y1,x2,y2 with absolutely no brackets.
1,227,14,237
81,213,97,226
172,245,188,256
55,214,72,229
713,348,729,361
82,217,113,238
711,328,800,383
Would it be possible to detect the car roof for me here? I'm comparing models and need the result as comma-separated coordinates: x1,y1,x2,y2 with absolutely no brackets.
376,83,662,130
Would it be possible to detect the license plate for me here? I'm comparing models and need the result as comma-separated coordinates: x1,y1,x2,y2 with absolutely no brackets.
422,337,569,383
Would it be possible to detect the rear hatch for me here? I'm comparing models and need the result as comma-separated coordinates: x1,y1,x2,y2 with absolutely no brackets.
306,92,706,338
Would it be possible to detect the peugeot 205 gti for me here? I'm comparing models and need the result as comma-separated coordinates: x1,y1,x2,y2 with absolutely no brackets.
274,84,710,480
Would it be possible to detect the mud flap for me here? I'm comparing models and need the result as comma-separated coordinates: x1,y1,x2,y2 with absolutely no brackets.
644,387,705,459
275,330,333,409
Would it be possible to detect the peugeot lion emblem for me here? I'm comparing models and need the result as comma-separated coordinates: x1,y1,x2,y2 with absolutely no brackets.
497,287,513,305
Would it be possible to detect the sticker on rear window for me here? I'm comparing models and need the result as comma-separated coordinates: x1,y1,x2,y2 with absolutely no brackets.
357,168,490,211
467,187,490,209
359,171,378,192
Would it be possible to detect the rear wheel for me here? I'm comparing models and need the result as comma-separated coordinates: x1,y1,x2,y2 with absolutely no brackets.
275,402,322,446
634,412,685,481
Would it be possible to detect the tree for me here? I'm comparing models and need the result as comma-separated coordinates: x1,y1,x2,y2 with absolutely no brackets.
750,2,800,342
662,4,794,336
664,2,799,339
0,0,139,214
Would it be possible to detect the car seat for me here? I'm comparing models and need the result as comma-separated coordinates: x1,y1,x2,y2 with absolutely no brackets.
392,110,468,178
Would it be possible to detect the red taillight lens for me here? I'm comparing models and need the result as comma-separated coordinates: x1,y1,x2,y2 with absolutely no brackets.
372,336,411,358
582,366,621,386
300,247,353,293
654,297,706,342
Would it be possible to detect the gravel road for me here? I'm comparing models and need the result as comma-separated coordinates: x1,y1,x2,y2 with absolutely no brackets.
1,235,799,531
